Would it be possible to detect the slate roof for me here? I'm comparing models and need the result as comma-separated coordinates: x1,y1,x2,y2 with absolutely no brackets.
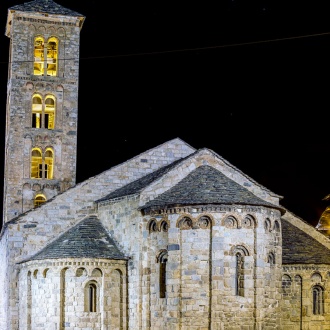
97,160,284,214
20,216,127,263
97,158,185,203
140,165,285,213
282,219,330,264
10,0,83,17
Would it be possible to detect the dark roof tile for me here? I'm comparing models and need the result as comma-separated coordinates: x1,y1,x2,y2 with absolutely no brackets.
282,219,330,264
21,216,126,262
10,0,83,17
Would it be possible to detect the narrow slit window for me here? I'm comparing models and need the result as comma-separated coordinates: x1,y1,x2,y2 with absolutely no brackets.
89,283,97,312
159,251,168,298
313,285,324,315
85,282,98,313
235,252,244,296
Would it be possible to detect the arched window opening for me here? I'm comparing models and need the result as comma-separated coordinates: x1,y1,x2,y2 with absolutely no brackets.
178,216,193,230
44,148,54,179
158,250,168,298
268,252,275,266
34,36,45,75
46,37,58,76
31,148,54,179
235,252,244,296
313,285,324,315
148,219,157,233
32,94,42,128
32,94,56,129
34,194,46,208
88,283,97,312
44,95,55,129
31,148,42,178
160,220,168,232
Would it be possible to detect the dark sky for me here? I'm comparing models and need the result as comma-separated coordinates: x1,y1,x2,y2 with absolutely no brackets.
1,0,330,227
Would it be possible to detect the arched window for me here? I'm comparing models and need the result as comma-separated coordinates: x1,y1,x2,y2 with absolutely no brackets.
312,285,324,315
32,94,42,128
85,282,98,313
30,148,54,179
46,37,58,76
235,252,244,296
268,252,275,266
31,94,56,129
31,148,42,178
231,245,249,297
34,36,45,75
44,95,55,129
44,148,54,179
34,36,58,76
158,250,168,298
34,194,46,207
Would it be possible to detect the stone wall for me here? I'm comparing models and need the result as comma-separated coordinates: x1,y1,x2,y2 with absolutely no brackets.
18,258,127,330
282,265,330,329
2,138,195,329
98,196,283,329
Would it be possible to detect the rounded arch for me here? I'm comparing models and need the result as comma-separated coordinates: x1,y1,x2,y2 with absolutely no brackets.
159,220,169,232
46,36,58,76
230,244,250,257
156,249,168,263
267,252,275,265
84,280,99,312
33,269,38,279
242,214,256,228
43,268,49,278
91,268,103,277
273,220,281,232
34,36,45,75
197,214,213,229
44,147,54,179
294,275,302,283
34,193,46,208
311,272,323,283
223,215,238,228
264,218,271,232
76,267,87,277
177,216,193,230
31,148,42,179
148,218,157,233
57,27,66,37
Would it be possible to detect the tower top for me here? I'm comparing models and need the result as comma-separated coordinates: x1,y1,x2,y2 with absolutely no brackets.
9,0,83,17
6,0,85,36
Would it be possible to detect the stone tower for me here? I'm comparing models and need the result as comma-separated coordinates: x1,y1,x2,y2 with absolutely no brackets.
3,0,85,224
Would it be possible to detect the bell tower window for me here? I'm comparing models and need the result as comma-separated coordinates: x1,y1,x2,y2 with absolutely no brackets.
34,194,46,207
33,36,58,76
34,36,45,75
31,148,42,178
32,94,42,128
44,148,54,179
32,94,56,129
30,148,54,179
46,37,58,76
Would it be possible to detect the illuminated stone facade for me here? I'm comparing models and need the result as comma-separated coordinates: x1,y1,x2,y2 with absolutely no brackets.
2,1,330,329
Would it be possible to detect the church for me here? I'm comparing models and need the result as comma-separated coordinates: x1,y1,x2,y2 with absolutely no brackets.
1,1,330,329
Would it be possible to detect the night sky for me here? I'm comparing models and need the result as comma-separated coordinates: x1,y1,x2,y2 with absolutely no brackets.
0,0,330,228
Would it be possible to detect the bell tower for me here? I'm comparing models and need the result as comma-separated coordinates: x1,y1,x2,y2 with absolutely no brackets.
3,0,85,223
